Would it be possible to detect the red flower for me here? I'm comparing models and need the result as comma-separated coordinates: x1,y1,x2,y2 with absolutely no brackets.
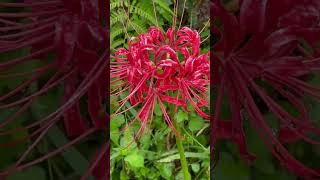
111,26,210,140
213,0,320,178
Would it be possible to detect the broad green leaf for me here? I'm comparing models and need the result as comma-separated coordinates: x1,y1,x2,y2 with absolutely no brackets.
110,128,120,145
188,116,205,131
191,163,200,173
124,151,144,168
175,170,184,180
111,115,125,128
176,111,188,123
157,163,173,180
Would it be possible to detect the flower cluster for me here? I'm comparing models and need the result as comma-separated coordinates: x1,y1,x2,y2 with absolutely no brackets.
213,0,320,178
111,26,210,140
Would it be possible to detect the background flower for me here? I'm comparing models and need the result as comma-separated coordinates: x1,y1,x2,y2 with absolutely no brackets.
212,0,320,179
0,0,108,179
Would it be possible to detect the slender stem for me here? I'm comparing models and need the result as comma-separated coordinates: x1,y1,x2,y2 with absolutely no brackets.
169,109,191,180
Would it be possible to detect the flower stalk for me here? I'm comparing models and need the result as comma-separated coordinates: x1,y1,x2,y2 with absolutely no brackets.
172,114,191,180
168,99,191,180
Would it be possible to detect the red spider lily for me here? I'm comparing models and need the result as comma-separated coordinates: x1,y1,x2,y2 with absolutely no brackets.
0,0,108,179
111,26,210,141
212,0,320,178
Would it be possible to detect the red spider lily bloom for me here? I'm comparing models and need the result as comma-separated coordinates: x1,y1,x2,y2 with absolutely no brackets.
212,0,320,178
0,0,107,179
111,26,210,141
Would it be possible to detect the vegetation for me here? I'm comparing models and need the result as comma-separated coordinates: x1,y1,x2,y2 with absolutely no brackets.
110,0,210,179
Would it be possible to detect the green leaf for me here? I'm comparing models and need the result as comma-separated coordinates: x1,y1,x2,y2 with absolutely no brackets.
253,159,275,174
111,115,125,128
246,123,270,158
157,163,173,179
140,131,151,149
175,170,184,180
154,102,162,116
47,126,95,180
120,128,136,148
154,0,173,16
213,152,250,180
6,166,46,180
120,169,128,180
191,163,200,173
157,152,209,163
120,93,138,117
176,110,188,123
125,151,144,168
188,116,204,131
110,129,120,145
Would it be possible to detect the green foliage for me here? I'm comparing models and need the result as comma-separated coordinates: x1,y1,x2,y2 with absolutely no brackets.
176,110,188,123
110,104,210,179
111,91,210,179
110,0,210,50
188,116,205,132
124,150,145,168
110,0,174,49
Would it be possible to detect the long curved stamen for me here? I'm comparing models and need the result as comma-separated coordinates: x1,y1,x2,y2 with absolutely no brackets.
178,0,187,30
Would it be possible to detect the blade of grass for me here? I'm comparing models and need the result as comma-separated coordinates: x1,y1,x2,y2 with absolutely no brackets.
46,126,95,180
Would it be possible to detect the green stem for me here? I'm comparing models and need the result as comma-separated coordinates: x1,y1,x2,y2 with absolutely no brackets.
170,111,191,180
